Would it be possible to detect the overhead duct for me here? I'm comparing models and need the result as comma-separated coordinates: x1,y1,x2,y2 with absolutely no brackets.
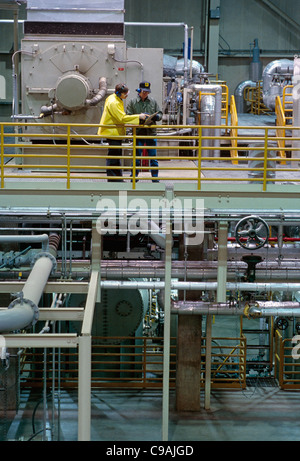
0,234,60,333
25,0,125,26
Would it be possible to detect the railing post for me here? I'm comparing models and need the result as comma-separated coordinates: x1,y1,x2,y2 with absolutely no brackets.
67,125,71,189
279,336,284,388
132,126,137,188
262,127,268,191
197,126,202,190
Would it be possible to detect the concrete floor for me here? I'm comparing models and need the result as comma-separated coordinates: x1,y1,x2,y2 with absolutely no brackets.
1,384,299,442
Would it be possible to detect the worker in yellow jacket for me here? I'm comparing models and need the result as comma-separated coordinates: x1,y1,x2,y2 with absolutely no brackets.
98,83,147,181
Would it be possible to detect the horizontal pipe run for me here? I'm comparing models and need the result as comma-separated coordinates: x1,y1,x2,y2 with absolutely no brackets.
171,301,242,315
254,301,300,309
249,307,300,318
0,234,49,251
100,280,300,292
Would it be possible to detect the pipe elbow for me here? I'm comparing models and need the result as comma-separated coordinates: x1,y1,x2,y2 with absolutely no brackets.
85,77,107,106
0,297,39,333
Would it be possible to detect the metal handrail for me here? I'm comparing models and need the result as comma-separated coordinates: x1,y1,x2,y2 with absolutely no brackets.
275,330,300,390
275,95,287,164
19,335,247,390
282,84,293,121
229,95,238,165
1,121,300,191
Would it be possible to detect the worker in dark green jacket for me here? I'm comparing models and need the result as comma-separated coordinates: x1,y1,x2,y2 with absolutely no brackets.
126,81,163,182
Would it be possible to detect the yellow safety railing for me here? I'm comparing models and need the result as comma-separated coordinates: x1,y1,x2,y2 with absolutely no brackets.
244,81,271,115
275,95,287,164
229,95,239,165
1,120,300,192
221,84,229,126
19,335,247,390
282,84,293,122
274,330,300,390
201,335,247,389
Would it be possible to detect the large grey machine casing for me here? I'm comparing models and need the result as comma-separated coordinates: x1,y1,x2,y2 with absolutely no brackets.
20,0,163,166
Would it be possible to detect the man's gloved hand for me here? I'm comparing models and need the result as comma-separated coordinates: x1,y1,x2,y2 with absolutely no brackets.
139,113,149,125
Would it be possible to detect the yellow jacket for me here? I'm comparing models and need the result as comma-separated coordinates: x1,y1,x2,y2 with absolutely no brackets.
98,93,140,138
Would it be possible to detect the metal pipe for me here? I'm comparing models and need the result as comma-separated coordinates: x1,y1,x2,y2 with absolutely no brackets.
171,301,242,315
0,234,49,251
262,58,293,110
191,84,222,157
124,22,189,84
0,234,60,333
85,77,107,107
247,300,300,318
253,301,300,309
99,280,300,292
248,306,300,318
234,80,256,113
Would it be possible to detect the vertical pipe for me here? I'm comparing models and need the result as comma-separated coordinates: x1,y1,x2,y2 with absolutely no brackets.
13,9,19,116
183,24,189,84
189,27,194,79
204,0,209,70
217,221,228,302
162,221,172,441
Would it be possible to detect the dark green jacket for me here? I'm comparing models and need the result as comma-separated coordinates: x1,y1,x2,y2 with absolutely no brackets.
126,95,162,136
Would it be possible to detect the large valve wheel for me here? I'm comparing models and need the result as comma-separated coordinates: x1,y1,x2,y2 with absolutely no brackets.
275,317,289,331
235,215,269,250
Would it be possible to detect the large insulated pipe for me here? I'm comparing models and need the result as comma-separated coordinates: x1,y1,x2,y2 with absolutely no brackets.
99,280,300,292
247,301,300,318
97,260,300,281
262,59,293,110
0,234,60,333
234,80,256,113
191,84,222,157
171,301,242,315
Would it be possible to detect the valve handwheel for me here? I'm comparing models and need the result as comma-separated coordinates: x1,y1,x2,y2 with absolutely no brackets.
235,215,269,250
275,317,289,330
